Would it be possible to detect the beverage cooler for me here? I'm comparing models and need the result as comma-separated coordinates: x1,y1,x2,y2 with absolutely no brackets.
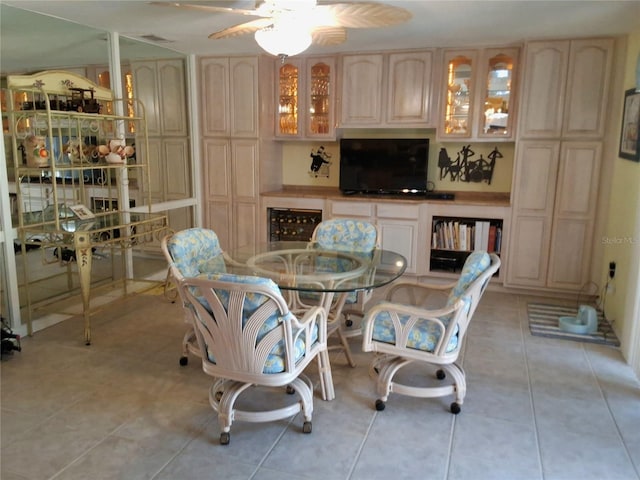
268,208,322,241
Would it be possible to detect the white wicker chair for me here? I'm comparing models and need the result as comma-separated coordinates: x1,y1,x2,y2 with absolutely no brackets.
362,252,500,414
302,218,380,367
175,268,334,445
161,228,236,366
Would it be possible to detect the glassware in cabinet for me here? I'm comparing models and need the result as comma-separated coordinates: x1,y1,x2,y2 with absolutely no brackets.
478,48,519,138
277,62,300,136
307,60,332,136
442,52,477,138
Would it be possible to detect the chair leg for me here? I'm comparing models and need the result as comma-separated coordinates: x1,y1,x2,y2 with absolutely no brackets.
335,328,357,367
316,348,335,401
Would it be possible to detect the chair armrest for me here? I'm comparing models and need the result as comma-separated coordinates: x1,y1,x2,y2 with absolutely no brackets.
291,305,328,345
362,298,465,357
385,280,457,306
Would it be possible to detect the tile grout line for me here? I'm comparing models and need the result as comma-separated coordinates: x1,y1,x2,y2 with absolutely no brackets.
583,347,640,480
520,294,546,480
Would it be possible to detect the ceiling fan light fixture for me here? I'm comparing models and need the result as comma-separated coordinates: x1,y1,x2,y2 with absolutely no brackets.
254,22,312,58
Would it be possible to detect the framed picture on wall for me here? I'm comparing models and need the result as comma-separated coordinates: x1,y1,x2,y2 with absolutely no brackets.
619,88,640,162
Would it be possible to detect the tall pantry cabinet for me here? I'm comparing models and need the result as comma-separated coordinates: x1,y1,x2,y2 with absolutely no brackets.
506,38,614,291
131,59,192,232
198,56,281,250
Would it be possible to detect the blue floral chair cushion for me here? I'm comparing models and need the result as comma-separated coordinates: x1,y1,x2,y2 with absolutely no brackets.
167,228,226,277
197,273,319,374
310,219,378,303
314,219,378,253
370,251,491,353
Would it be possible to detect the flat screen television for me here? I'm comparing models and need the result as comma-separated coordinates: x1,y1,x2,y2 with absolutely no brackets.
339,138,429,196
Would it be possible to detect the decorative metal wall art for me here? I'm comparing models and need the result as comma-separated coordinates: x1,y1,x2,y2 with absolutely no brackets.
438,145,501,184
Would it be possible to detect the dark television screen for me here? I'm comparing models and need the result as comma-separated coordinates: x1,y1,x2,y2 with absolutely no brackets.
339,138,429,195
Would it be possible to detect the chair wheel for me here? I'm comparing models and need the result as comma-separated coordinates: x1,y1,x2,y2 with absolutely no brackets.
450,402,461,414
303,421,312,434
286,385,295,395
179,356,188,366
436,369,446,380
345,319,353,327
375,399,386,411
220,432,230,445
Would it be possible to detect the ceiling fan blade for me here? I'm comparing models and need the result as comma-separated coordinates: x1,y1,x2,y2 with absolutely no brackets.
320,2,412,28
311,26,346,46
208,18,274,39
149,2,264,17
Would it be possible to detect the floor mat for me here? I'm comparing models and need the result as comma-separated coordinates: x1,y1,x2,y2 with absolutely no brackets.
527,303,620,347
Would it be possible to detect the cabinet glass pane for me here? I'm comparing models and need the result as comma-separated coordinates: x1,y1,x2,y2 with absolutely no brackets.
445,56,472,135
482,53,514,136
278,63,299,135
308,62,330,135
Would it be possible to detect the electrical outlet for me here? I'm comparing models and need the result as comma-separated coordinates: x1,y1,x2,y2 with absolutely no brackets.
609,261,616,279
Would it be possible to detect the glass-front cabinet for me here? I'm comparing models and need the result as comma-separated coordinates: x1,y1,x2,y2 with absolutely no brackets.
439,47,519,141
441,51,478,138
275,56,336,139
478,48,519,139
277,60,301,136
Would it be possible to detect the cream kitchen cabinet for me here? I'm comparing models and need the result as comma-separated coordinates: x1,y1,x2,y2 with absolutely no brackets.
275,56,337,139
327,200,422,274
199,56,260,138
438,47,519,141
198,55,280,250
518,38,613,139
139,137,191,203
202,138,262,249
339,50,436,128
506,140,601,290
131,59,188,137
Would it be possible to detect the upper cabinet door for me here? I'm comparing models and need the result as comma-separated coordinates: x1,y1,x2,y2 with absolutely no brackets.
132,59,188,137
157,59,188,137
275,58,303,138
476,48,519,140
518,41,569,138
305,57,336,138
562,38,613,138
199,57,230,137
386,50,435,126
229,57,259,138
439,50,478,139
132,62,161,136
340,54,384,126
199,56,259,138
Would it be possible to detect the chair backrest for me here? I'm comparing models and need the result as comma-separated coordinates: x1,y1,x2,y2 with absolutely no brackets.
177,271,317,376
311,218,378,253
161,228,226,278
446,252,500,337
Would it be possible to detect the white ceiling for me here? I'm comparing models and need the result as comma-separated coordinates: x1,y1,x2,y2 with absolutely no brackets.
2,1,640,73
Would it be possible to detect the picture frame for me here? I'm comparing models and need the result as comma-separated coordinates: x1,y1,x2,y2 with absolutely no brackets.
69,204,95,220
619,88,640,161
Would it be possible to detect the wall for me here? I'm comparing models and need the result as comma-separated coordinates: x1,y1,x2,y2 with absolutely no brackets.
281,129,514,193
601,30,640,363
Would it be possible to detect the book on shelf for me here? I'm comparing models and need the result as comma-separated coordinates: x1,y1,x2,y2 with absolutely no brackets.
459,224,468,251
488,224,497,252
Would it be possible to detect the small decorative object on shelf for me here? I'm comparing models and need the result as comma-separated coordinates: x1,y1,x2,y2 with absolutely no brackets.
22,134,49,167
97,138,135,164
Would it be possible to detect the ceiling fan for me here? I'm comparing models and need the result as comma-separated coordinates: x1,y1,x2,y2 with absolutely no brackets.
151,1,412,57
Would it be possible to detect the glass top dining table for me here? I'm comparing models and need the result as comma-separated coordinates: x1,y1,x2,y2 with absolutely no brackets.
224,241,407,294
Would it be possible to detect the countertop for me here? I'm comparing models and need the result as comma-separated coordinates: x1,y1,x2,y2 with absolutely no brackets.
262,186,511,207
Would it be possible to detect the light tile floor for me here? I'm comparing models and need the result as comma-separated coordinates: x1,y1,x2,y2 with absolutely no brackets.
1,286,639,480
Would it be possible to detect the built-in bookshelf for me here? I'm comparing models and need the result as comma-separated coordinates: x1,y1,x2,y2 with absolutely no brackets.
430,216,503,273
